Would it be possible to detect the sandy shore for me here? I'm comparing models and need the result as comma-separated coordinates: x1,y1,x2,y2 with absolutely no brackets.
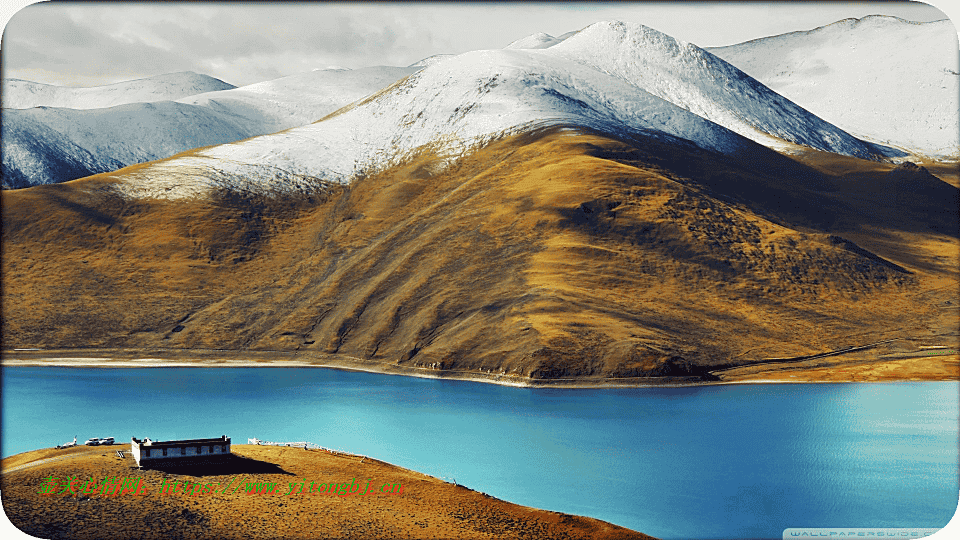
0,350,706,388
3,347,957,387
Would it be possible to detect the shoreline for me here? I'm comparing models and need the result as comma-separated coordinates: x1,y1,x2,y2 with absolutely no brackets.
0,353,713,389
3,347,957,387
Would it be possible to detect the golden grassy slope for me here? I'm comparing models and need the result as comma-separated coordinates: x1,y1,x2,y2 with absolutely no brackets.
2,126,957,382
2,444,652,539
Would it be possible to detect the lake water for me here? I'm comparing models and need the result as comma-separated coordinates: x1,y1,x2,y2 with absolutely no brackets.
2,367,957,539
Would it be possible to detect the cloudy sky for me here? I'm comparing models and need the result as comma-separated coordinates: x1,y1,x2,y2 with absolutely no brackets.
1,1,955,88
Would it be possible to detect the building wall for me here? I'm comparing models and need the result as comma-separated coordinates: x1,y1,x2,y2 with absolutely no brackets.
141,443,229,459
132,439,231,466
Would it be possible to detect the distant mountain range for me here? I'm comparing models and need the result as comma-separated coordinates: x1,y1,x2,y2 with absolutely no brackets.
2,16,955,190
2,67,418,188
93,20,902,199
1,71,235,109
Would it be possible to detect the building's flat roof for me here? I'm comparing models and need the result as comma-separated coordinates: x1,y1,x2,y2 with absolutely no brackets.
133,436,229,447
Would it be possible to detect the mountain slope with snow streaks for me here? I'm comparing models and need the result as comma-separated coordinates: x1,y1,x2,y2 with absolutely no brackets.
708,16,959,157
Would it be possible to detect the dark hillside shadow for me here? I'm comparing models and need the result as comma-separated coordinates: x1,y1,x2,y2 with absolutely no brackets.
45,191,119,227
821,163,960,237
576,126,842,229
575,125,958,239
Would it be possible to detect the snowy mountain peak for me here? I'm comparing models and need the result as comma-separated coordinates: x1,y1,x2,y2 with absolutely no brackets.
828,14,936,29
124,70,227,86
543,20,881,158
708,16,958,157
505,32,563,49
2,71,235,110
408,54,456,68
559,20,684,49
504,30,580,50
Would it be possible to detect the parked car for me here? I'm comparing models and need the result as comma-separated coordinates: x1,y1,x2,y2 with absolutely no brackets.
98,437,115,445
84,438,100,446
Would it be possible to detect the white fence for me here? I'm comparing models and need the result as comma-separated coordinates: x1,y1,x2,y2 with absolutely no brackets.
247,437,371,459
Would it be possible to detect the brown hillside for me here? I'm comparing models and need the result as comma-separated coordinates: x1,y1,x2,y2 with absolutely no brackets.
2,126,957,382
2,444,652,539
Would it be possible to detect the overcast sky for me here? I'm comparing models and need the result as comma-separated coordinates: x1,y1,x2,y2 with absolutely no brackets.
0,1,955,88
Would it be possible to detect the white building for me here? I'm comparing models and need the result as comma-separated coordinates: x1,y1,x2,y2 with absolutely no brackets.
130,435,231,467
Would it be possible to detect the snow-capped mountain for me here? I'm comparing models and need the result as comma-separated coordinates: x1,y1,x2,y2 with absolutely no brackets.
2,102,258,189
1,72,234,110
545,21,884,158
1,67,418,188
504,30,578,49
408,55,456,68
1,113,124,189
111,47,749,198
109,21,885,200
178,66,419,134
708,16,959,158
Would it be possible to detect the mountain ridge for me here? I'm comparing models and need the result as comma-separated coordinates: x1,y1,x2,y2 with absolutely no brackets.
1,67,419,188
4,18,943,191
504,30,578,50
1,71,235,110
708,15,958,157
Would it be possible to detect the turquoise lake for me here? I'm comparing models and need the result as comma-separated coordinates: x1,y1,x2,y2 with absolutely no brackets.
2,367,957,539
